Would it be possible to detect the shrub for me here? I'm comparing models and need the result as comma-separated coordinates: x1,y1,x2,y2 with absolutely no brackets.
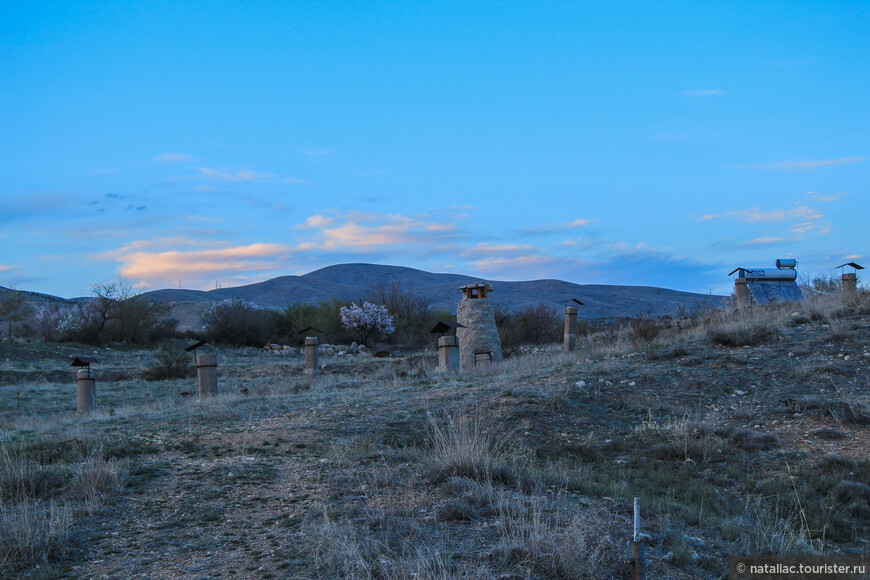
202,299,274,347
496,303,562,347
143,347,195,381
629,313,660,345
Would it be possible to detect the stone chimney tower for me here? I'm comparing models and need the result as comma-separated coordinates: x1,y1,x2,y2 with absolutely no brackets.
455,283,503,370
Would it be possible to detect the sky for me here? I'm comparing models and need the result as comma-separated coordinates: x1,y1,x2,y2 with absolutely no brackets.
1,1,867,298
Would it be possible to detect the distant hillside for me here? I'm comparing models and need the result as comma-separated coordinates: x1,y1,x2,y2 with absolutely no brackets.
4,265,728,332
141,264,726,330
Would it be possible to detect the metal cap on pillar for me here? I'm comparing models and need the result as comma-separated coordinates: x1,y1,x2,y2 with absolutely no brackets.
71,357,98,414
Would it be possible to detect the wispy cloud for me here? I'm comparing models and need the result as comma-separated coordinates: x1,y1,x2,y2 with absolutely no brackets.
790,222,831,235
522,218,593,235
198,167,276,182
805,191,842,202
0,265,17,273
739,236,790,247
683,89,726,97
296,211,463,251
99,240,293,289
297,214,336,229
731,156,867,170
468,255,571,279
154,152,194,163
459,243,535,259
698,205,823,223
558,237,592,248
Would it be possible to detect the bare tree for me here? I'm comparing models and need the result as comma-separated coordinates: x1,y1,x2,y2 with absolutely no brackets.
0,286,30,340
365,280,432,347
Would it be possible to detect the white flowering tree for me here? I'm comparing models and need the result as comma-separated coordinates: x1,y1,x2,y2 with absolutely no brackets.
340,302,395,346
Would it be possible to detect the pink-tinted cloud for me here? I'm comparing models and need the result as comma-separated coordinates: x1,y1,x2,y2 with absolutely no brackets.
99,240,292,289
296,211,463,251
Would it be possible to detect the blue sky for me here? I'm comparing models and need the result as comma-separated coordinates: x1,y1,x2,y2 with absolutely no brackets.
1,1,867,297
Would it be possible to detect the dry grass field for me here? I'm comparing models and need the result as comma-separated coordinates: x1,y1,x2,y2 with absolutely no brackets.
1,291,869,578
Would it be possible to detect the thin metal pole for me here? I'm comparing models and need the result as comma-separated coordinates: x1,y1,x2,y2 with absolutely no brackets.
631,497,647,580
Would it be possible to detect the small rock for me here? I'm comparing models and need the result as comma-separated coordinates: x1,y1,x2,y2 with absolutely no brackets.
628,381,636,387
735,390,746,396
575,380,587,388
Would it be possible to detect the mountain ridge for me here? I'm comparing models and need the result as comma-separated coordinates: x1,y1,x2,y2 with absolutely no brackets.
142,263,726,326
5,264,728,331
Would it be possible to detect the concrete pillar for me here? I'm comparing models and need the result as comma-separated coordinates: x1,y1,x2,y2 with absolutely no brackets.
196,353,218,397
304,336,319,384
76,368,96,414
563,306,578,353
734,277,750,309
842,272,858,303
437,335,460,373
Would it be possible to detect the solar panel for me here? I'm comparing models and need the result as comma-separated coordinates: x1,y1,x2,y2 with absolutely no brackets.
747,280,803,305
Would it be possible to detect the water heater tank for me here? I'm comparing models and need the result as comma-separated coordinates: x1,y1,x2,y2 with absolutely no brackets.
740,268,797,281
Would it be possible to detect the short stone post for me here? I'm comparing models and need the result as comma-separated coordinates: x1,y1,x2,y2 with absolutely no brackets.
76,368,96,414
304,336,319,385
842,272,858,304
734,277,750,309
196,353,218,397
437,335,460,373
563,305,578,353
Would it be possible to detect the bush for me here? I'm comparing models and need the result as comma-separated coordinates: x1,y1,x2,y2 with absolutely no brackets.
143,347,195,381
495,303,562,348
202,299,274,347
275,300,353,345
629,313,660,345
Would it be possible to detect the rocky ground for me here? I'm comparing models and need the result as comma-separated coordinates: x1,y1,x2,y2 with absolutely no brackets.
1,294,868,578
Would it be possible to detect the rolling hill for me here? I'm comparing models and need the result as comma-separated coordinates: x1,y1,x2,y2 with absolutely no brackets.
4,264,727,332
141,264,726,330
